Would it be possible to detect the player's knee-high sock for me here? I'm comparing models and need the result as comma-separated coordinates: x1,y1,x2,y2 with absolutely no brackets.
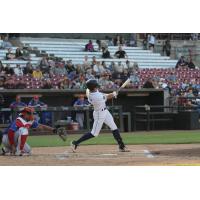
19,135,28,151
112,129,125,148
75,132,94,145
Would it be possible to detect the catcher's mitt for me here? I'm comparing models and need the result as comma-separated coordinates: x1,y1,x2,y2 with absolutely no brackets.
53,126,67,142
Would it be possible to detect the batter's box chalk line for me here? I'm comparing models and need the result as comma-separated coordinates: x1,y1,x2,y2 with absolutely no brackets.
54,150,150,159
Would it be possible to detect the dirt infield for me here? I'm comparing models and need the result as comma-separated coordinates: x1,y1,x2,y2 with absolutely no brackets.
1,144,200,165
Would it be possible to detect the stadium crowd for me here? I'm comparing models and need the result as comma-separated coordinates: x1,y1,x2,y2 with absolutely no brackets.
0,34,200,105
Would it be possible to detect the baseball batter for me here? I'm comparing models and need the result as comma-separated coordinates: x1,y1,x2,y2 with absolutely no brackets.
71,79,129,152
0,107,57,156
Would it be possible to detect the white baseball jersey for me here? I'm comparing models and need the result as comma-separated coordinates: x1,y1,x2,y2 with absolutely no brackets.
88,90,117,136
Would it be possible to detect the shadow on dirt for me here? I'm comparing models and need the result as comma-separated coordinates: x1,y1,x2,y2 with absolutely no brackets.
152,148,200,157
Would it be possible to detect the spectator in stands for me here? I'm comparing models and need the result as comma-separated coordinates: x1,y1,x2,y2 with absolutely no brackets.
73,94,89,129
75,74,86,89
185,88,195,98
76,64,84,74
93,61,105,77
14,64,23,76
98,72,114,89
191,33,199,41
42,79,53,89
113,35,125,46
114,46,128,59
83,55,91,71
96,40,101,51
148,34,156,51
22,47,31,60
102,47,111,58
32,67,43,79
120,69,129,82
91,56,97,67
125,60,133,71
187,58,195,69
51,62,67,76
4,64,14,75
181,79,189,90
101,61,110,72
23,62,33,75
107,37,114,46
175,56,188,68
65,60,75,73
72,79,84,89
143,78,155,88
15,48,23,59
10,96,26,109
85,40,95,52
113,61,125,73
167,72,177,83
85,69,95,80
1,35,12,49
128,33,137,47
163,39,171,57
6,48,15,60
130,71,140,84
39,56,50,73
60,77,72,89
108,61,116,72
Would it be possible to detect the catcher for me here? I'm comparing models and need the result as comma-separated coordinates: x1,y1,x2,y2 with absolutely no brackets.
0,106,67,156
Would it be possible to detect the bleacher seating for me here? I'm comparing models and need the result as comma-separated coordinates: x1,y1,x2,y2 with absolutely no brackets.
20,37,178,68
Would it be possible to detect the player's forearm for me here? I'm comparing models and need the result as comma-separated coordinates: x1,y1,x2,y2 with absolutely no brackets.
106,92,117,100
106,93,114,99
38,124,54,132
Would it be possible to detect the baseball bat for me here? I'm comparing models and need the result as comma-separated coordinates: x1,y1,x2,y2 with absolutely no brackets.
117,78,131,93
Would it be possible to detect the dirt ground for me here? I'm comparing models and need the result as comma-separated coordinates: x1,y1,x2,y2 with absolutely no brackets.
1,144,200,166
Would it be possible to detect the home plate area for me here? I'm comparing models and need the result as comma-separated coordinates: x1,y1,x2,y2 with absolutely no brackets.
1,144,200,166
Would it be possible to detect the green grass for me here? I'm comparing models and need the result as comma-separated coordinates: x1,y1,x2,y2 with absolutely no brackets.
22,130,200,148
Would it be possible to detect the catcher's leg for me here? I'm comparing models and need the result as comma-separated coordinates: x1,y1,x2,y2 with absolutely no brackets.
16,127,29,156
1,135,12,155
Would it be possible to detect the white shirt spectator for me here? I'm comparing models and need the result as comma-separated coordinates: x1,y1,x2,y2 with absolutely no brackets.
148,34,155,45
93,62,105,74
113,62,125,73
14,65,23,76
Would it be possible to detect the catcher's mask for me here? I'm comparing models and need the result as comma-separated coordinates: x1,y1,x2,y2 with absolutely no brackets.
21,107,35,121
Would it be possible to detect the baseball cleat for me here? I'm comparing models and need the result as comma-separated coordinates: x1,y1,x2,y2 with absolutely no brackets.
15,150,24,156
0,147,6,156
119,146,130,152
71,141,78,152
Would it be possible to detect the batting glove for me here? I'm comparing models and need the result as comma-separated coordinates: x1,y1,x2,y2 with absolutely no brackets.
112,91,118,98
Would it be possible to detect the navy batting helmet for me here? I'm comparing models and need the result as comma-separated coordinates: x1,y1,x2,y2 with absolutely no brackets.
86,79,99,90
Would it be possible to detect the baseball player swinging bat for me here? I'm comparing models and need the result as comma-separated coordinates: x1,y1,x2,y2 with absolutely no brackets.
71,79,129,153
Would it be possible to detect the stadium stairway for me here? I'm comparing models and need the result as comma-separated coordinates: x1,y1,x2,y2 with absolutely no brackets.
20,37,178,68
